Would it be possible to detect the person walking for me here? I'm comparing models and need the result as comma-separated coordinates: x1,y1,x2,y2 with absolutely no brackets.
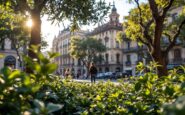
89,63,97,83
65,68,70,78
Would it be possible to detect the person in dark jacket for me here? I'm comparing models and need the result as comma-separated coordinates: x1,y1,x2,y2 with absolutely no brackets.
89,63,97,83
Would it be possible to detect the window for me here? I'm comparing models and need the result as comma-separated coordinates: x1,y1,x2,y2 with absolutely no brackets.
105,67,109,72
174,49,181,59
99,68,102,73
126,55,131,62
127,41,130,49
104,36,109,47
116,53,120,63
116,41,119,48
4,55,16,69
78,59,81,66
0,39,4,50
138,53,143,61
172,13,178,21
105,53,109,63
99,54,103,64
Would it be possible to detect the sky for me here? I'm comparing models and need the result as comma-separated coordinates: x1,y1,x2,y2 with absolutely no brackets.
41,0,135,51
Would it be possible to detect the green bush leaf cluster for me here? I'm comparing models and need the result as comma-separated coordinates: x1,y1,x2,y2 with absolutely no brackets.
1,49,185,114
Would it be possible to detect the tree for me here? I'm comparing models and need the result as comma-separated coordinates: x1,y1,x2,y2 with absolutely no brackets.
121,0,185,76
0,0,109,59
70,37,106,76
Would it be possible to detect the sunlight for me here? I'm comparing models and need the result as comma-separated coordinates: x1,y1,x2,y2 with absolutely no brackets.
26,19,33,28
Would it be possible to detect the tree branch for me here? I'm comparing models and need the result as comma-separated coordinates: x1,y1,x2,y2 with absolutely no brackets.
148,0,159,20
162,0,174,18
134,0,144,28
163,32,172,43
144,19,154,45
138,37,152,51
16,0,31,12
164,18,185,53
134,0,153,47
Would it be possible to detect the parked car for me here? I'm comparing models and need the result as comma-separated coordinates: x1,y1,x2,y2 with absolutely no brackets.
96,73,106,79
104,72,116,79
116,72,130,78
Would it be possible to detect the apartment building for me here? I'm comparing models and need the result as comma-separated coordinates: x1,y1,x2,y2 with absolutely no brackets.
52,5,185,76
52,28,87,77
87,4,123,73
0,38,24,69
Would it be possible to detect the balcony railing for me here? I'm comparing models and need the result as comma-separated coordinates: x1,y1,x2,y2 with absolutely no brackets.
168,58,185,64
123,46,147,53
125,61,131,66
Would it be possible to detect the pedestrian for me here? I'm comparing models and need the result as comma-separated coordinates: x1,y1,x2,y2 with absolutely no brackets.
76,70,80,79
65,68,70,78
89,62,97,83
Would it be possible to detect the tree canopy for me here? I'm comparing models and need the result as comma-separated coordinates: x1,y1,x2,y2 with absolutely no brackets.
121,0,185,76
70,37,106,70
0,0,109,60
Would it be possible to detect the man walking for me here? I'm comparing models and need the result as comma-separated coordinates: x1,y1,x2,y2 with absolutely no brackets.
89,63,97,83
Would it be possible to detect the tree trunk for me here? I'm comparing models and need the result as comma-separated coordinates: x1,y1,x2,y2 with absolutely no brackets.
26,9,41,73
152,51,168,77
28,9,41,59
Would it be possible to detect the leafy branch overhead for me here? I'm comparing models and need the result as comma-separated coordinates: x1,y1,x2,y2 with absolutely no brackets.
122,0,185,76
0,0,110,59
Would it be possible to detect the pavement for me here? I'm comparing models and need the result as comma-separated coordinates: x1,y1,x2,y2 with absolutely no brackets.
70,78,124,85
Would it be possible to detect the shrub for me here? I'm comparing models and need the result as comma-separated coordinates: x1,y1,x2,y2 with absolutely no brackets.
1,49,185,114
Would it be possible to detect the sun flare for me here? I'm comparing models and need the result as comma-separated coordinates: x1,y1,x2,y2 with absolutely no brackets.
26,19,33,28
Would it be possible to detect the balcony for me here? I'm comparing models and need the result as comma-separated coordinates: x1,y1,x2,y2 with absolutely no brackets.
123,46,147,53
125,61,131,66
168,58,185,65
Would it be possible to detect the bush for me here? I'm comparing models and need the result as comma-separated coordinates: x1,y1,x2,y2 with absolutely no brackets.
1,49,185,114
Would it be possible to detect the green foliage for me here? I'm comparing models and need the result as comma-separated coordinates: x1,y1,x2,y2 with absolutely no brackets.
0,47,62,114
0,0,110,30
1,47,185,114
70,37,106,69
124,1,185,43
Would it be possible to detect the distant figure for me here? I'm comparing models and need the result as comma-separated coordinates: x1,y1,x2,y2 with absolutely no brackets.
89,63,98,83
76,70,80,79
65,68,70,78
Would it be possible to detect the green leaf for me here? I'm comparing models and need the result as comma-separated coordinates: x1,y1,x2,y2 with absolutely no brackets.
1,67,12,77
45,64,58,74
46,103,63,113
165,86,174,96
8,70,21,80
135,82,141,91
145,89,150,95
33,99,45,109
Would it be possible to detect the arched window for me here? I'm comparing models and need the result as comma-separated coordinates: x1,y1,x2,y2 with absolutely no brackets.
4,55,16,69
116,53,120,64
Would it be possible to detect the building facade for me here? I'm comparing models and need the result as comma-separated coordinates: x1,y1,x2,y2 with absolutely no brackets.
0,38,23,69
52,5,185,77
87,4,123,73
52,28,87,77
